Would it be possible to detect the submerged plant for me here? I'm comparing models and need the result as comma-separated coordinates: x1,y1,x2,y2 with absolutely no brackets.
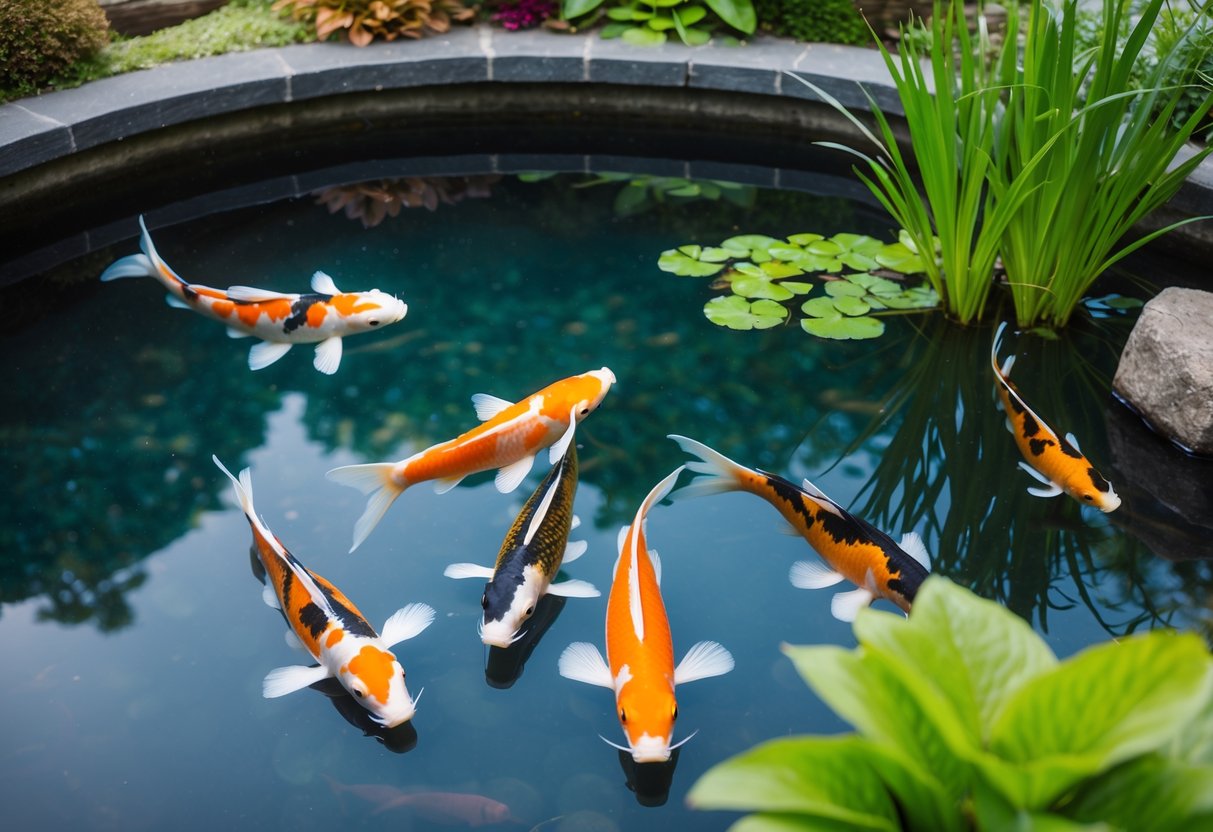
273,0,475,45
562,0,755,46
314,176,500,227
689,577,1213,830
658,231,939,339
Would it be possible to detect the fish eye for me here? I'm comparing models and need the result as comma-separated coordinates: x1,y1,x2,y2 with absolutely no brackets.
369,320,380,326
481,593,488,609
672,704,679,720
525,606,534,617
579,407,589,416
619,709,627,724
353,689,364,698
1082,494,1094,502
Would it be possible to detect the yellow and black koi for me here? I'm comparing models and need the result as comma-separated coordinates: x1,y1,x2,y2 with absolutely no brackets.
213,456,434,727
991,322,1121,512
101,217,407,374
444,417,599,647
667,435,931,621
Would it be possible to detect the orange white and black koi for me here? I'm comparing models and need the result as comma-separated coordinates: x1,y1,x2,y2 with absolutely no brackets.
213,455,434,727
100,216,406,374
327,368,616,552
558,466,734,763
991,322,1120,512
668,435,931,622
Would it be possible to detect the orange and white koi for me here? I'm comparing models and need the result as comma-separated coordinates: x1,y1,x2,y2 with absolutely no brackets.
444,417,599,648
327,367,616,552
668,435,931,621
213,455,434,727
100,216,406,374
558,467,734,764
992,322,1120,512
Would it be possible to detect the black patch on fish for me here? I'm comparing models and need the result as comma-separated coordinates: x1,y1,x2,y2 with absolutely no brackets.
181,284,198,302
1088,467,1111,493
1028,437,1054,456
1020,409,1040,438
282,296,321,334
759,471,817,533
298,601,329,639
483,556,526,624
1059,436,1084,459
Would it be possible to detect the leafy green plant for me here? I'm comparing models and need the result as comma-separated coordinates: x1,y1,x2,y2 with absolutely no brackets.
689,577,1213,830
562,0,755,46
658,231,939,339
0,0,109,101
753,0,868,46
273,0,474,45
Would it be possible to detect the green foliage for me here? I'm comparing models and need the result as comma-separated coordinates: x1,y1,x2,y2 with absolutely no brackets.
689,578,1213,831
658,230,939,339
563,0,755,46
0,0,109,100
753,0,868,46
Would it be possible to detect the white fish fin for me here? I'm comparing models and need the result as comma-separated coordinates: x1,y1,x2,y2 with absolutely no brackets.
548,407,578,465
1005,417,1016,434
1028,484,1064,498
801,478,845,518
262,583,281,610
991,321,1009,374
1017,461,1054,485
262,664,331,698
325,463,405,553
311,270,340,295
674,640,735,685
789,560,845,590
649,549,662,586
616,525,630,554
248,341,292,371
443,562,495,580
1065,432,1082,454
471,393,514,421
898,532,931,570
666,434,746,496
212,455,255,516
380,603,436,648
570,515,581,531
776,519,801,536
227,326,251,339
165,293,191,309
495,455,534,494
226,285,298,302
284,629,305,650
558,642,613,688
547,579,600,598
1000,355,1016,376
523,466,564,546
313,336,343,375
433,475,465,495
831,587,875,623
639,466,684,516
100,253,154,281
562,539,588,563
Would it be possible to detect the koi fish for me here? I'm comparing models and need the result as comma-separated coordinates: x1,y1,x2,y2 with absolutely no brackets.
668,435,930,621
323,776,514,825
212,455,434,727
558,467,734,763
991,322,1120,511
100,216,407,374
444,417,599,647
327,367,616,552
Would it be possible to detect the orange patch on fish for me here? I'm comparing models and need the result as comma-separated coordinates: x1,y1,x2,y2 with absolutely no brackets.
348,645,395,704
331,294,379,316
306,301,328,328
212,300,234,318
326,628,344,648
235,299,292,327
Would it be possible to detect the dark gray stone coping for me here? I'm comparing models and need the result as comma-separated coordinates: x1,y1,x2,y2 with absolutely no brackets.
0,25,1208,234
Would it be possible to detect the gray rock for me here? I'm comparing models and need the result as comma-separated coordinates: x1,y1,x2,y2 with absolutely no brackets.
1113,287,1213,455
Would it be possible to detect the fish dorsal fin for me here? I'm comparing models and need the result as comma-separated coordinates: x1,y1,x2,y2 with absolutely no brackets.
523,468,563,546
898,532,931,570
380,603,436,648
548,406,578,465
226,285,298,302
471,393,514,422
495,455,534,494
801,478,845,518
1064,432,1082,454
311,270,340,295
649,549,661,586
625,467,684,643
990,321,1009,375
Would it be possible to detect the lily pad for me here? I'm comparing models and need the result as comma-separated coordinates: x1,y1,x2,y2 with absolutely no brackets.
760,261,805,279
731,270,812,301
801,315,886,340
824,280,867,298
833,295,871,316
658,248,726,277
704,296,788,330
874,241,927,274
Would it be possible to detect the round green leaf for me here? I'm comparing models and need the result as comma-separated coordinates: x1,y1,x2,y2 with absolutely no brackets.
658,249,725,277
702,0,756,32
606,6,636,19
721,235,780,257
833,296,871,316
788,233,824,246
731,274,796,301
704,295,787,330
760,261,805,279
824,279,867,298
779,282,814,296
698,246,736,263
801,297,841,319
599,21,630,37
563,0,606,18
806,239,843,256
675,4,708,25
682,27,712,45
650,14,678,31
767,244,806,260
840,252,880,271
621,25,665,44
732,262,764,277
802,316,885,339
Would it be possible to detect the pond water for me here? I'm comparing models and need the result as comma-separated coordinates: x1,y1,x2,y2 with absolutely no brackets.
2,172,1211,831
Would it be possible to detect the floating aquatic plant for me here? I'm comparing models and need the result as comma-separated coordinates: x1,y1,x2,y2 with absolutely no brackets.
658,231,940,339
562,0,756,46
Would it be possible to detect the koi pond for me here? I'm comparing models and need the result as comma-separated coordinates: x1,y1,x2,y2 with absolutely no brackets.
2,169,1211,831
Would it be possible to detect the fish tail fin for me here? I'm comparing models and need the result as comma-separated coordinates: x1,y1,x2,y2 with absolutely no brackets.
212,454,257,520
666,434,748,500
991,321,1009,377
326,463,406,553
99,253,155,282
638,465,685,520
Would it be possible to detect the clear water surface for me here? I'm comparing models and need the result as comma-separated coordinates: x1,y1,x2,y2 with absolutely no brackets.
2,174,1211,831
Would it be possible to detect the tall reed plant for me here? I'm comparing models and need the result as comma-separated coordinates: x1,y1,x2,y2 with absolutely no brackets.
997,0,1213,327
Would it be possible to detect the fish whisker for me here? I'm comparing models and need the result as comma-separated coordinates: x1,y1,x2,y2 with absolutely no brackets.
410,687,425,709
669,729,699,751
596,734,633,754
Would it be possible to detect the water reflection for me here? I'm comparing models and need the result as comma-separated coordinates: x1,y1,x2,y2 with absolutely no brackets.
485,593,568,690
310,677,420,753
616,749,681,808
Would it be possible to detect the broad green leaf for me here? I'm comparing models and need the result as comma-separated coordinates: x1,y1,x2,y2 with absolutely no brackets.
1104,295,1144,309
801,297,841,318
987,631,1213,808
621,25,665,44
563,0,606,18
607,5,637,19
833,296,870,316
767,244,806,260
802,315,885,340
874,242,926,274
1169,687,1213,764
682,27,712,45
733,262,764,277
1062,754,1213,831
760,261,805,279
666,183,700,195
722,234,780,256
788,233,824,245
824,280,867,298
806,239,843,256
675,4,707,25
702,0,756,32
703,296,786,330
687,735,899,829
614,181,649,214
599,22,630,37
779,282,813,295
698,246,735,263
863,742,966,832
658,249,725,277
840,252,880,271
732,273,799,301
729,815,870,832
832,233,881,253
873,286,939,309
853,578,1058,747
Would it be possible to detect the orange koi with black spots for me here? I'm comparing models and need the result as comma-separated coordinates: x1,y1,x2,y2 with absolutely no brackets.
100,216,406,374
327,367,616,552
213,456,434,727
991,322,1120,512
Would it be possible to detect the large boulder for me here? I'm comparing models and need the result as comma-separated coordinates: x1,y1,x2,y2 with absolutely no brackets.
1113,287,1213,456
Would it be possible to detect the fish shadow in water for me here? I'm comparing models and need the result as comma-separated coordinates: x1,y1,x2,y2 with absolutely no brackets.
310,677,419,754
324,774,520,826
617,748,680,807
484,593,568,690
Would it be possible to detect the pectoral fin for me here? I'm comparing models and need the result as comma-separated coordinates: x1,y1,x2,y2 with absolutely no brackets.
562,540,588,563
262,583,281,610
830,587,875,622
262,664,331,698
248,341,292,371
165,293,191,310
443,563,495,580
313,336,343,375
674,640,734,685
1017,461,1054,485
557,642,613,688
227,327,251,339
1027,484,1064,498
547,579,600,598
433,475,465,495
790,560,845,590
495,455,534,493
380,603,436,648
284,630,305,651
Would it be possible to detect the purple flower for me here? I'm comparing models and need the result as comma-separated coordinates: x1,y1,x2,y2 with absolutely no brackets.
492,0,559,30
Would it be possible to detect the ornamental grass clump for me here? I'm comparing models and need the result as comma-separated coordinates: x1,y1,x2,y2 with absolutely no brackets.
0,0,109,100
273,0,474,45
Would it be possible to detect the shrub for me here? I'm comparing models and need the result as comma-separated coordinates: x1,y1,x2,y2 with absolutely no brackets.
273,0,475,46
0,0,109,99
754,0,868,46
